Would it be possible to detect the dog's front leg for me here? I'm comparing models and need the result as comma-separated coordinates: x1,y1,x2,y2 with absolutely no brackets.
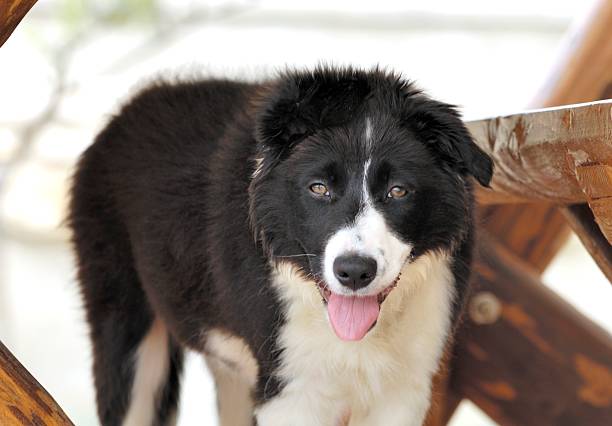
351,384,432,426
255,386,345,426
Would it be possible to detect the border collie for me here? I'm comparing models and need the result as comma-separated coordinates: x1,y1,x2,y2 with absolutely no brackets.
69,67,492,426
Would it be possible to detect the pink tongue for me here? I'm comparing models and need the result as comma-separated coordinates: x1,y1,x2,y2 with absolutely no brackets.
327,293,380,341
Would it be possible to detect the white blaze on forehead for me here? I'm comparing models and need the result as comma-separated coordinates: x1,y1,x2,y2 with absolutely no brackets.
364,117,373,148
323,159,412,296
362,158,371,199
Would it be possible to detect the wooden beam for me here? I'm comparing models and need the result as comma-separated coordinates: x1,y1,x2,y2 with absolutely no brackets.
0,1,38,48
470,100,612,205
531,0,612,108
0,340,73,425
478,0,612,274
479,203,572,270
451,237,612,425
575,164,612,243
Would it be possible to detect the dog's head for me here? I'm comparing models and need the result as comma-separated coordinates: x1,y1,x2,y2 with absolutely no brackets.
249,67,492,341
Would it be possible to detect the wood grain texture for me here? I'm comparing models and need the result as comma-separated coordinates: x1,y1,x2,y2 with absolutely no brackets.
479,203,572,273
451,237,612,426
575,164,612,200
469,100,612,205
0,340,73,425
0,0,38,48
589,198,612,243
478,0,612,274
575,164,612,243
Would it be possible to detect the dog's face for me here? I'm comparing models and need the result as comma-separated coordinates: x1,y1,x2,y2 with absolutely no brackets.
250,68,492,341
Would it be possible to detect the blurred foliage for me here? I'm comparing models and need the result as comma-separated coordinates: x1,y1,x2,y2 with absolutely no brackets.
25,0,164,56
94,0,160,24
57,0,160,29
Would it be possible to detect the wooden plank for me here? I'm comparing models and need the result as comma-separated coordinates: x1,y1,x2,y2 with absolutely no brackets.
470,100,612,205
0,340,73,425
575,164,612,243
451,237,612,425
478,0,612,274
575,164,612,200
589,198,612,243
0,1,37,48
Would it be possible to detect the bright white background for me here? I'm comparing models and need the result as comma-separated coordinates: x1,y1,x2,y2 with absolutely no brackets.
0,1,609,425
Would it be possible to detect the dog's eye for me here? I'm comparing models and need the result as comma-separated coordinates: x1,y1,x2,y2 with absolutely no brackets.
387,186,408,199
310,183,330,197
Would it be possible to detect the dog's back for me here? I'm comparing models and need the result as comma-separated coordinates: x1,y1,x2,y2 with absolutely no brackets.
69,79,255,425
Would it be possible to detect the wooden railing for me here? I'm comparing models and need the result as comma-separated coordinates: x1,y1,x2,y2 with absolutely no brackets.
0,341,74,425
0,0,37,47
1,0,611,425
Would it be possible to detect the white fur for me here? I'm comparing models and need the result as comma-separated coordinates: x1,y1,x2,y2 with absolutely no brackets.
204,329,259,426
205,329,259,387
252,156,264,179
255,253,455,426
123,319,171,426
205,150,451,426
364,118,373,149
322,161,413,297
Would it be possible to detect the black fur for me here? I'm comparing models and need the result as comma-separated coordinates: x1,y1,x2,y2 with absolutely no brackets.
69,67,492,425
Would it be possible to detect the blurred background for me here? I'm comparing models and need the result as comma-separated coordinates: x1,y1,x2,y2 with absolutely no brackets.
0,0,610,425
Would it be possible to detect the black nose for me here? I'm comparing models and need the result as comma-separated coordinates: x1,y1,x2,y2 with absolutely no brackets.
333,255,377,291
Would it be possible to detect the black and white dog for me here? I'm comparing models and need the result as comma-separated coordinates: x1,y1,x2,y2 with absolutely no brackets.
69,67,492,426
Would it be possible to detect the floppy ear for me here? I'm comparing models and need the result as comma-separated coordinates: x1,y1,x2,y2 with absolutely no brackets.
255,70,370,161
405,99,493,187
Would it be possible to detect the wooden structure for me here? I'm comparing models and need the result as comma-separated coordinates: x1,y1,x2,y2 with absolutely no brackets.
422,100,612,426
1,1,611,425
0,341,74,425
427,1,612,424
0,0,37,47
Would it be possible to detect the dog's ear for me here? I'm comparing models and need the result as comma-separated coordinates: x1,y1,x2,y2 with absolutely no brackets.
255,70,370,160
404,99,493,187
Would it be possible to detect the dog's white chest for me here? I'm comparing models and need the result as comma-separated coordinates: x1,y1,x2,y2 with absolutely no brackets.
255,253,455,426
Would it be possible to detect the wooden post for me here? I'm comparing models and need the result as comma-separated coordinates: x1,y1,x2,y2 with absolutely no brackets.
452,237,612,425
0,340,74,425
0,1,38,47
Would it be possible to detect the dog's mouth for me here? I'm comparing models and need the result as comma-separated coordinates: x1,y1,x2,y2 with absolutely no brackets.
315,275,400,305
314,273,401,341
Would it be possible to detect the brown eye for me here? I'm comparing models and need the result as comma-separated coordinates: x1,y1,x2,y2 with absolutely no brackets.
387,186,408,199
310,183,330,197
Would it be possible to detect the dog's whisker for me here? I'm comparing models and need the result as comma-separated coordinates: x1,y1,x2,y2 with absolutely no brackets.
275,254,318,258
